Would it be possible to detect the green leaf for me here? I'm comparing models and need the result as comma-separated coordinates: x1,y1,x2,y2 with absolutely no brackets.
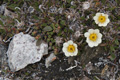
101,0,106,4
93,76,100,80
8,4,18,10
41,23,47,27
43,26,53,31
51,23,55,29
115,39,119,45
32,15,39,20
0,29,6,35
13,0,19,1
55,24,59,27
0,20,4,26
80,16,85,20
110,53,116,61
110,46,115,52
60,20,66,26
66,0,72,3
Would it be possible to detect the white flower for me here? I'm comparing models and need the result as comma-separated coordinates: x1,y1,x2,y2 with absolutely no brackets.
93,13,110,27
62,40,78,57
83,2,90,10
84,29,102,47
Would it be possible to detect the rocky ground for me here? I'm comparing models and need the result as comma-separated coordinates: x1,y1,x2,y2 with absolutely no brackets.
0,0,120,80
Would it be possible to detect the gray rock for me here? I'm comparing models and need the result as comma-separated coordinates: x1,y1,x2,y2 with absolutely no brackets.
0,44,8,76
0,4,6,14
45,53,56,68
7,32,48,72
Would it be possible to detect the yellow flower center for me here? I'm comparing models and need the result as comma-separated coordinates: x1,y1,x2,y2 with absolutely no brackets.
89,33,97,41
98,15,106,23
67,45,75,53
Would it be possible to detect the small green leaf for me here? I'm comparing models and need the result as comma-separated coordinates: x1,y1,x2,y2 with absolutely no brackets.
0,20,4,26
41,23,47,27
80,16,85,20
43,26,52,31
115,39,119,45
55,24,59,27
110,46,115,52
110,53,116,61
66,0,72,3
8,4,18,10
13,0,19,1
32,15,39,20
60,20,66,26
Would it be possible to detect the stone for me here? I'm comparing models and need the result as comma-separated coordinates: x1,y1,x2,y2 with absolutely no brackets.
45,53,56,68
0,44,8,76
7,32,48,72
0,4,6,14
0,4,18,18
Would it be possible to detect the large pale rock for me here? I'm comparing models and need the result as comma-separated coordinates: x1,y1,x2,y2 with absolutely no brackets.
7,32,48,72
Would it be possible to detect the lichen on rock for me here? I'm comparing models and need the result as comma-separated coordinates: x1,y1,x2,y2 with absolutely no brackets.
6,32,48,72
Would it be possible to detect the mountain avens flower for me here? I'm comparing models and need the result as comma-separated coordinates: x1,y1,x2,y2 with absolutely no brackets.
93,13,110,27
62,40,78,57
84,29,102,47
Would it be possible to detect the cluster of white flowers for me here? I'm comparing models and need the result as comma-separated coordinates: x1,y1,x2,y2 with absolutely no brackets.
62,13,110,57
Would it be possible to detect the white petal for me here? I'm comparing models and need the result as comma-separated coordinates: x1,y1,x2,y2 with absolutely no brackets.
93,16,99,24
106,18,110,23
94,29,99,33
69,53,74,56
70,51,77,56
62,47,67,53
97,38,102,44
88,42,94,47
104,14,108,18
93,42,99,46
101,13,105,16
93,16,97,20
68,40,73,45
84,32,90,37
93,13,100,24
73,43,77,48
102,22,108,27
98,23,103,26
95,20,99,24
74,49,78,56
63,43,69,47
96,13,101,17
86,38,90,43
86,39,94,47
64,52,70,57
88,29,94,33
98,33,102,38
